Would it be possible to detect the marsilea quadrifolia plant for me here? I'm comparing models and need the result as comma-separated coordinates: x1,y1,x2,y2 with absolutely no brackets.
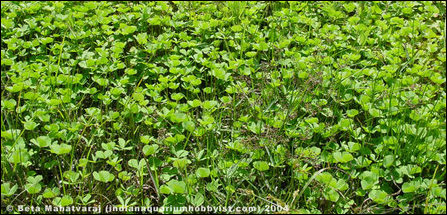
1,1,446,214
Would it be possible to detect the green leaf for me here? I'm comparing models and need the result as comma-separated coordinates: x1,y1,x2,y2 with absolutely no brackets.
231,25,243,32
172,158,191,169
120,24,137,35
63,170,80,183
202,100,218,110
198,115,214,126
25,176,43,194
34,136,52,148
323,188,340,202
383,155,395,168
160,185,172,194
171,112,188,123
206,180,220,192
8,149,30,164
196,168,211,178
182,121,196,132
246,51,257,58
188,99,202,108
171,93,185,101
369,190,390,205
343,3,356,13
2,99,16,109
390,17,404,25
298,72,309,79
360,171,379,190
336,179,349,191
24,121,38,130
346,109,359,118
50,143,72,155
25,183,42,194
125,68,137,75
339,118,352,130
1,129,21,140
134,33,148,45
369,108,381,117
118,171,131,182
167,180,186,194
316,172,337,188
57,195,74,207
163,194,187,214
253,161,269,171
211,68,230,81
247,121,265,135
140,135,154,144
189,192,204,207
93,171,115,183
42,187,60,198
402,181,420,193
333,151,354,163
128,159,146,171
143,144,159,156
41,37,54,45
1,183,18,197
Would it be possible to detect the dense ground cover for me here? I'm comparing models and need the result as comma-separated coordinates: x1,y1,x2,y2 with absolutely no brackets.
1,1,446,214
